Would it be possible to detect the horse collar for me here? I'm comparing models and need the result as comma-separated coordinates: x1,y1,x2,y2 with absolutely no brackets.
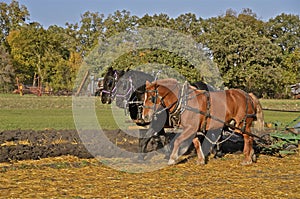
153,82,187,127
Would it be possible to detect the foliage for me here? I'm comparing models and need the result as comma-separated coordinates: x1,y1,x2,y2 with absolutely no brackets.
0,0,29,46
199,11,285,97
0,46,14,92
264,13,300,54
7,23,78,91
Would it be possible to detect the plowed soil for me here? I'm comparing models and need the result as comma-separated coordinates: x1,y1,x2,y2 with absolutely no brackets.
0,129,141,163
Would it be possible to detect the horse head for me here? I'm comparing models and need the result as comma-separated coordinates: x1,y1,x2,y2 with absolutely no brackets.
142,79,180,123
101,67,124,104
115,74,134,108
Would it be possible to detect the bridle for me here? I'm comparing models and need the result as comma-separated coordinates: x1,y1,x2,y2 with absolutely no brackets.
144,82,185,122
115,77,141,110
102,71,119,101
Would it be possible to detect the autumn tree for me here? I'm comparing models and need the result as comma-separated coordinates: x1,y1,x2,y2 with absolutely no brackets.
7,22,76,91
1,2,299,97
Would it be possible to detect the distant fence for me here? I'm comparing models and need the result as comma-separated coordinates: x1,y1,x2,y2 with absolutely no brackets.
262,108,299,113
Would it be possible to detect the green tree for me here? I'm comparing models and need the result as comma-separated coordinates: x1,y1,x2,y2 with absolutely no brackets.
7,22,75,91
137,13,174,29
199,10,283,97
0,46,14,92
7,22,50,84
265,13,300,54
174,13,201,36
0,0,29,46
77,11,105,56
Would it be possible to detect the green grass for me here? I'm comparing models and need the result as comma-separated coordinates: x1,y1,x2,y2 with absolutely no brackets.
260,99,300,127
260,99,300,111
0,109,75,130
263,111,300,127
0,94,299,131
0,94,123,130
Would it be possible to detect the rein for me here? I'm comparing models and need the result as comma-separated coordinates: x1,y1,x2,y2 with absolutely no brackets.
104,70,161,105
115,77,134,100
145,81,187,127
103,75,137,104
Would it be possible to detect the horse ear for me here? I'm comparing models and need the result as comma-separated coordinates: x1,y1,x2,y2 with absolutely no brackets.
145,80,150,87
108,67,113,72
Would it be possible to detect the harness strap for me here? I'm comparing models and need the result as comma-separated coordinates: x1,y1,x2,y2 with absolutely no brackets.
168,81,187,127
197,130,235,145
201,91,210,132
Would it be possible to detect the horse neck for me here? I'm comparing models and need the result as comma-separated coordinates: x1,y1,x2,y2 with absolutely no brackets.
157,83,180,110
126,71,154,99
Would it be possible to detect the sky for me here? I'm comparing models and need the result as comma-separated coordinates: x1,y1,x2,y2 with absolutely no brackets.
3,0,300,28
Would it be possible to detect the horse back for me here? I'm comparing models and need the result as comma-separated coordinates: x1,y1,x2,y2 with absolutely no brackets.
193,89,257,131
224,89,257,115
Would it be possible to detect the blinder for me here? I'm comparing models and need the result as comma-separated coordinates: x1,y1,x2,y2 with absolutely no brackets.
102,74,118,100
143,88,172,119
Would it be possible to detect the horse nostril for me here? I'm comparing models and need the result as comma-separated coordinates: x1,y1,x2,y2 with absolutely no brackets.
143,114,148,120
144,115,151,122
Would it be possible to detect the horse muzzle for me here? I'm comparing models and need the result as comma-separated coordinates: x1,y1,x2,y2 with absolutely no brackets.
142,114,153,124
133,119,150,126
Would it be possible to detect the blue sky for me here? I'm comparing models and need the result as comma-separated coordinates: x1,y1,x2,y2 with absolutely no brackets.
3,0,300,27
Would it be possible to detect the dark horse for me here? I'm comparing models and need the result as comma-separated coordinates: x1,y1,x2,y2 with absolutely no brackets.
101,67,167,159
101,67,159,125
143,78,264,165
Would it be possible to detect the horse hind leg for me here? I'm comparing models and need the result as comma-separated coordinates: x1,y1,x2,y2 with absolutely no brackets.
192,137,205,165
241,124,255,165
230,118,256,165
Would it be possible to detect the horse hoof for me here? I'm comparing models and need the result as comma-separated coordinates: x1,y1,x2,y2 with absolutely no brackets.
241,160,252,166
168,159,176,165
252,154,257,163
196,160,205,165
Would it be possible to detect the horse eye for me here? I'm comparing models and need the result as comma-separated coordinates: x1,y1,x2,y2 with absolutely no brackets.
123,82,127,90
108,80,113,87
149,96,156,103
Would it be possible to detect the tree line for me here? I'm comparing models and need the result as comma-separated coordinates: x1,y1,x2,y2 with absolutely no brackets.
0,0,299,98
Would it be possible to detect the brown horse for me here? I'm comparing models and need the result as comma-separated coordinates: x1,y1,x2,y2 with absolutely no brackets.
142,78,262,165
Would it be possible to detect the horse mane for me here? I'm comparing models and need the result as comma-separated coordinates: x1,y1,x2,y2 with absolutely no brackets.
151,78,179,89
153,78,215,92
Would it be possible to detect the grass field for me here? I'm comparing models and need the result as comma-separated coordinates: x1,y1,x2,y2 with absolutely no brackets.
0,94,299,131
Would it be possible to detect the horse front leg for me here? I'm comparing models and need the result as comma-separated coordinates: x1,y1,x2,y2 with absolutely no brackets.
137,128,155,160
168,128,195,165
192,137,205,165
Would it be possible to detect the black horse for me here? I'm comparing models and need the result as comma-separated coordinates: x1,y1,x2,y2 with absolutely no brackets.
101,67,168,159
101,67,158,124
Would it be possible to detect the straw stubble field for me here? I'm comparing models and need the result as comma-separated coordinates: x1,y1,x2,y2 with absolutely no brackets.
0,153,299,198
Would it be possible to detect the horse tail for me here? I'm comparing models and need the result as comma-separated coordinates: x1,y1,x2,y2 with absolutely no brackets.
249,93,264,132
